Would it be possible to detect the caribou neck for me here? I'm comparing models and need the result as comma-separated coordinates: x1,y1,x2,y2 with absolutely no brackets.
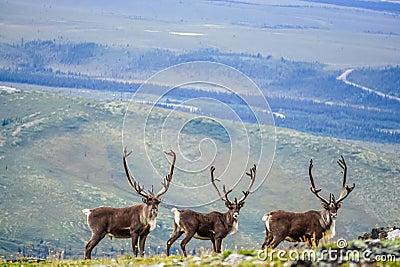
224,210,238,226
319,209,333,230
139,204,157,231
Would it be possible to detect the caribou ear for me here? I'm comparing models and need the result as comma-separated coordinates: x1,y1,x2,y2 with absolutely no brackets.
142,198,148,204
225,202,230,208
336,202,342,209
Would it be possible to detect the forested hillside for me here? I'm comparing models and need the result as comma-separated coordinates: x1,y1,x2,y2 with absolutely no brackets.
348,67,400,98
1,40,399,143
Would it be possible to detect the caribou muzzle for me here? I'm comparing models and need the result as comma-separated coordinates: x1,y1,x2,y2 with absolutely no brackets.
151,208,158,216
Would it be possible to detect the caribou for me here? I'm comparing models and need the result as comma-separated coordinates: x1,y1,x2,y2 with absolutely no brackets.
261,156,355,249
82,147,176,259
166,164,256,257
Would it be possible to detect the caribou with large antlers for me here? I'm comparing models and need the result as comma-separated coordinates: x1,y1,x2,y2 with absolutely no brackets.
261,156,355,249
82,148,176,259
166,164,256,257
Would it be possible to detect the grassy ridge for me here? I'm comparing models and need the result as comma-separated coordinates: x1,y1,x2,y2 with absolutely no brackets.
2,238,400,266
0,87,399,259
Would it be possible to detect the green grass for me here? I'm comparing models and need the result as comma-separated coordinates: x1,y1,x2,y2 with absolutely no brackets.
0,254,232,267
2,239,399,266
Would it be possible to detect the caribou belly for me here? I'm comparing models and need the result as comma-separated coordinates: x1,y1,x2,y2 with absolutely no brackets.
194,233,213,240
194,229,215,240
106,227,131,239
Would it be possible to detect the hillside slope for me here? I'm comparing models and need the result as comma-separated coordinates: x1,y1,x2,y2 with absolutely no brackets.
0,87,399,258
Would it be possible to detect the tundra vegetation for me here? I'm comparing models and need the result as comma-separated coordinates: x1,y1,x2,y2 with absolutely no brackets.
1,41,399,143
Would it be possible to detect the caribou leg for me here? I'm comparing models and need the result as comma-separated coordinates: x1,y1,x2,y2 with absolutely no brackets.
180,231,195,257
211,235,216,252
268,234,286,249
261,230,273,249
84,233,106,259
131,234,139,257
166,230,184,256
305,236,319,248
139,234,148,257
214,238,223,253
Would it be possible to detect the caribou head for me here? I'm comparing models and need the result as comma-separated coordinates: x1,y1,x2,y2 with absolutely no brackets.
309,155,355,220
210,164,256,219
122,147,176,216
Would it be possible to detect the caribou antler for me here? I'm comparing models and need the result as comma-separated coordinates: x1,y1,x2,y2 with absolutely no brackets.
123,147,150,198
156,150,176,198
309,159,329,205
309,156,355,205
123,147,176,199
210,166,233,205
238,164,256,203
335,155,355,203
